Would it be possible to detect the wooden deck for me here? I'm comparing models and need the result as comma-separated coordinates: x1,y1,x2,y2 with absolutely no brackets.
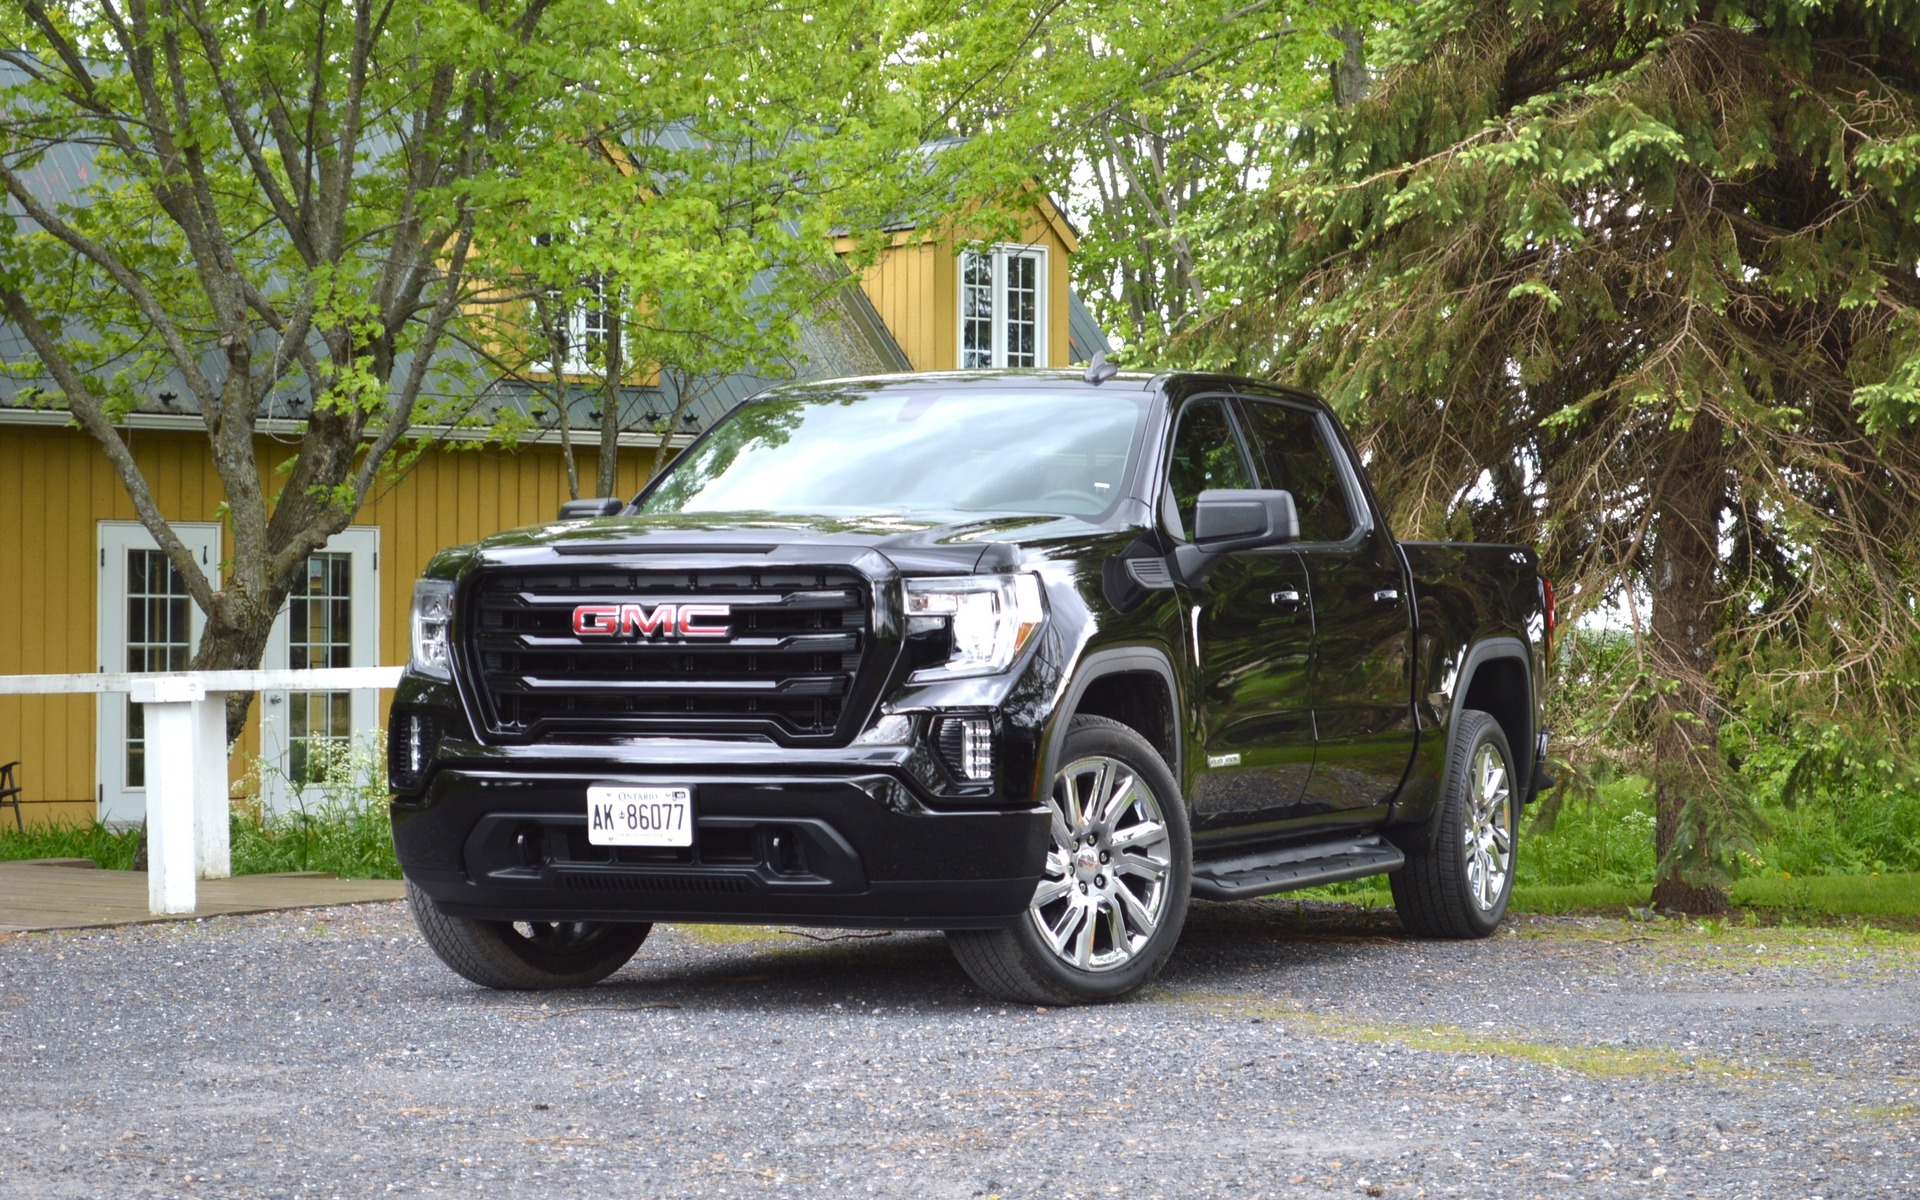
0,859,403,932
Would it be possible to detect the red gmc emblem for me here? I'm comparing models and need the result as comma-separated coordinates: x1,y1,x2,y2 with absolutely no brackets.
572,603,732,638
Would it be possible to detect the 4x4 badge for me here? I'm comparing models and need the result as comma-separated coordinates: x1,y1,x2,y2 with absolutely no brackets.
572,603,732,638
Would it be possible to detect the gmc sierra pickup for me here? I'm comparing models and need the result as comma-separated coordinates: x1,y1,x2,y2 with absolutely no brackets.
390,367,1553,1004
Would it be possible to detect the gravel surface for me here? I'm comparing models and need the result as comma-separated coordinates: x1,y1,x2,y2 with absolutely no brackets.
1,898,1915,1199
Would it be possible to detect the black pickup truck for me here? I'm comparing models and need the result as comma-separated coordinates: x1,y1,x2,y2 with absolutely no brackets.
389,368,1553,1004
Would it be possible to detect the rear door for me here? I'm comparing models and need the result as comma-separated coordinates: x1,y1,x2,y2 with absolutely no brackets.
1166,396,1316,830
1233,397,1415,815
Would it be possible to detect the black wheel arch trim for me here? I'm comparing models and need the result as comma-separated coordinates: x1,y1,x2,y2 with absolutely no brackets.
1039,646,1183,794
1400,635,1535,854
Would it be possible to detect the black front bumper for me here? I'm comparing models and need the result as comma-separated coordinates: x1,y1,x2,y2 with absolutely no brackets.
394,763,1051,928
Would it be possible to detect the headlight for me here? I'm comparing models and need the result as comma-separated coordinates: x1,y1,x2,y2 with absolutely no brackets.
410,579,455,679
903,573,1046,681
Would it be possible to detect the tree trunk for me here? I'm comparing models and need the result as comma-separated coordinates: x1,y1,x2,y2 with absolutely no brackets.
193,587,293,747
596,310,623,498
1331,25,1370,108
1647,412,1728,914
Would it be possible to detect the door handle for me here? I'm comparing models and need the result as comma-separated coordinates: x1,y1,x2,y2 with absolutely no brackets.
1373,588,1401,604
1270,589,1302,606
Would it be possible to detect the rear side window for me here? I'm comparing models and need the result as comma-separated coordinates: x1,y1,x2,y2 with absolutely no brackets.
1235,400,1360,543
1165,398,1255,537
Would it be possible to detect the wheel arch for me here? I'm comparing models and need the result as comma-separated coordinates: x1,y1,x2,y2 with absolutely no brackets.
1449,636,1535,801
1042,647,1182,792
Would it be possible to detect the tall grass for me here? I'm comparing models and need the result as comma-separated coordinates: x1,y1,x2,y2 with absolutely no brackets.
0,735,399,879
0,820,143,869
230,735,400,879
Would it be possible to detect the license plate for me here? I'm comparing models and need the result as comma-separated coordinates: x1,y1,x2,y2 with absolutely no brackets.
586,785,694,847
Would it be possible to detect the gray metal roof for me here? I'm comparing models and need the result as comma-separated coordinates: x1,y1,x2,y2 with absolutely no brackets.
0,90,1103,436
1067,291,1113,365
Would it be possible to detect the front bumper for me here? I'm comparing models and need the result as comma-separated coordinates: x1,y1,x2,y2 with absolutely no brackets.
394,760,1051,928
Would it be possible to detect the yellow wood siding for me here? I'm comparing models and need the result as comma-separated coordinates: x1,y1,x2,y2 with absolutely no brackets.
840,206,1078,371
0,423,657,828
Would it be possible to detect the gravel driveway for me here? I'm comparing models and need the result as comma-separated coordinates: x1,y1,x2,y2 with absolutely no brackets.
1,898,1914,1199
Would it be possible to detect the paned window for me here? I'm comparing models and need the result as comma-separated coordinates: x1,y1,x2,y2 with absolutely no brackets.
536,230,615,376
558,272,613,375
287,553,353,785
959,246,1045,369
124,549,193,788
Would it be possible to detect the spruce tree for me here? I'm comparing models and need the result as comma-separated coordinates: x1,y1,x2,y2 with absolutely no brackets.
1193,0,1920,910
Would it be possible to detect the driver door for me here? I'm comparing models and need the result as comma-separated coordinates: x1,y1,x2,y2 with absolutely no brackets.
1168,397,1316,832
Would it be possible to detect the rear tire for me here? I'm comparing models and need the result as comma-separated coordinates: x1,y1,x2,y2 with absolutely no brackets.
948,715,1191,1005
406,879,650,990
1390,709,1517,938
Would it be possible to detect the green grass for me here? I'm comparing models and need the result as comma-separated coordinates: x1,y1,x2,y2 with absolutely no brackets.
0,820,143,870
228,794,400,879
1728,872,1920,919
0,799,402,879
1,736,400,880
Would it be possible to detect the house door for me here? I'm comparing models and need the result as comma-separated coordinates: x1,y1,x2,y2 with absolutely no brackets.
96,521,221,827
258,529,381,816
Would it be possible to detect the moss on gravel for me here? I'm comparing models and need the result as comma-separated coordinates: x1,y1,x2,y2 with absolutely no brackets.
1167,989,1754,1080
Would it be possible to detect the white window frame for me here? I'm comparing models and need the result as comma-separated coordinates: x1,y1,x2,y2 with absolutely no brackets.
535,226,618,377
957,243,1048,369
557,271,613,376
259,527,381,818
96,521,220,827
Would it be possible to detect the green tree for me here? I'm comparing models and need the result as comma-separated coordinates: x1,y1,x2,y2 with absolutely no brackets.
903,0,1395,355
1190,0,1920,911
0,0,935,735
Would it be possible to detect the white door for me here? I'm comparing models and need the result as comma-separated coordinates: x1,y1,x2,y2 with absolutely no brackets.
258,528,381,816
96,521,221,826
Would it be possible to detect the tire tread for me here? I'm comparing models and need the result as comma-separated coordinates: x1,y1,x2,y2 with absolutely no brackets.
407,879,648,990
1389,710,1511,939
946,714,1189,1005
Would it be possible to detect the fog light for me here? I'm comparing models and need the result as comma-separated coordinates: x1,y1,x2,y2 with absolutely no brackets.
388,710,438,792
936,716,994,783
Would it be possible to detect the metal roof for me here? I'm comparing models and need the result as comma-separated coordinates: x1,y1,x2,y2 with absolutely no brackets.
0,88,1105,437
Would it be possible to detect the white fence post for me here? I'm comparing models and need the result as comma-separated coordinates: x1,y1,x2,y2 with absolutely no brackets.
0,666,402,916
130,676,206,915
194,692,231,880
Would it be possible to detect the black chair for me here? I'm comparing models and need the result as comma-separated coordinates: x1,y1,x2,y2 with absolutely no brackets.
0,761,21,831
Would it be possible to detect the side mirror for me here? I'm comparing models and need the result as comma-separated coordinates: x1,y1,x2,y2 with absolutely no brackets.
558,497,624,520
1192,489,1298,552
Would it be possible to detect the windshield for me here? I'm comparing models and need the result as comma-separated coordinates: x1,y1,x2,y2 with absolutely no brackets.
637,386,1150,519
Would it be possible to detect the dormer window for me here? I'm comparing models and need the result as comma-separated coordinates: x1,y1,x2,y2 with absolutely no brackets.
535,229,616,376
557,272,613,376
959,245,1046,369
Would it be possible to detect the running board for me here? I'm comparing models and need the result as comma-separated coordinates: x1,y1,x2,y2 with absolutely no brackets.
1190,836,1406,901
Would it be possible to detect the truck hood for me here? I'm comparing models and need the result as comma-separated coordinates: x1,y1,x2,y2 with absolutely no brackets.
452,509,1115,576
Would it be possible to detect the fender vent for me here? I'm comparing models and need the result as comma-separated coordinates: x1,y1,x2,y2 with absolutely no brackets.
1126,558,1174,589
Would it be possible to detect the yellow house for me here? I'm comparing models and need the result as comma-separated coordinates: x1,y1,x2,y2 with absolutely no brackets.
0,193,1109,830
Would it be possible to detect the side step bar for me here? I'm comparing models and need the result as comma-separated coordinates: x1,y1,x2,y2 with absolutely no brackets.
1190,835,1406,902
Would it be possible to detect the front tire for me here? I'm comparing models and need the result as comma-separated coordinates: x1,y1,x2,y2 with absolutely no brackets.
948,715,1192,1005
1390,709,1517,938
406,879,651,990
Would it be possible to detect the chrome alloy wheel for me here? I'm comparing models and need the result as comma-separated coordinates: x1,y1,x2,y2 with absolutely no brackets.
1462,743,1514,912
1029,754,1174,972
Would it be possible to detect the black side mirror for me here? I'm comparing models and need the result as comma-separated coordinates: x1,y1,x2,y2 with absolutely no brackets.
558,497,625,520
1192,489,1299,551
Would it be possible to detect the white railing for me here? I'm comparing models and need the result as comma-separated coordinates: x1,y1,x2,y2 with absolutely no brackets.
0,668,402,915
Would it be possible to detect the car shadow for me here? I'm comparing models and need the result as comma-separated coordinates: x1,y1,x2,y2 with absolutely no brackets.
453,899,1417,1014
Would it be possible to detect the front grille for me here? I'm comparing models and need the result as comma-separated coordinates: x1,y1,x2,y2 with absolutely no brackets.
463,567,874,744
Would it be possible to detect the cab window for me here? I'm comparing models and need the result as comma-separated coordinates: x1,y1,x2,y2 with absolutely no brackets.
1235,399,1361,543
1165,398,1255,538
